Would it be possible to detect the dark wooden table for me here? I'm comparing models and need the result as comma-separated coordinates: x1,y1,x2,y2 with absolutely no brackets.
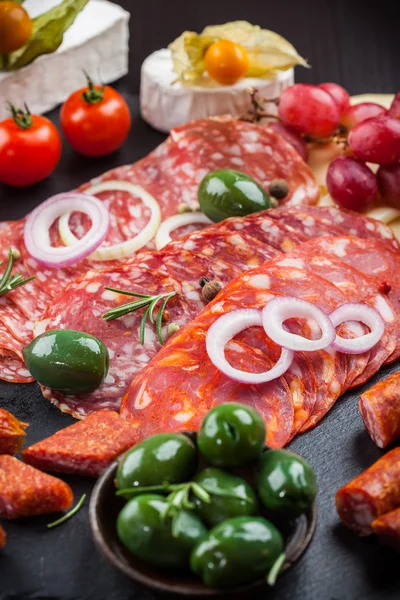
1,1,400,599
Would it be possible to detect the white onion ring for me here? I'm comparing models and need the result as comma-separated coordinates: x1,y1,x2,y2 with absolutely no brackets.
329,303,385,354
24,193,110,268
59,180,161,261
262,296,336,352
206,308,294,384
155,212,212,249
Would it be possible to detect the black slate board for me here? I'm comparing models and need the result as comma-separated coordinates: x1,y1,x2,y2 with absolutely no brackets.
1,0,400,595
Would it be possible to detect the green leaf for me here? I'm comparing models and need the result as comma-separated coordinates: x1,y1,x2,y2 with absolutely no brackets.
5,0,89,71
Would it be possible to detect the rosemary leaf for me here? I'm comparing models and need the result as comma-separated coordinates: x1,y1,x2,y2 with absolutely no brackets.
156,293,176,345
47,494,86,529
104,286,149,299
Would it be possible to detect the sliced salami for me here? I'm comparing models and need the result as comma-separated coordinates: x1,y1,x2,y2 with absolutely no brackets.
168,116,320,206
167,228,281,271
0,323,33,383
220,263,356,429
35,265,201,418
296,236,400,362
120,303,295,449
274,251,397,388
214,211,308,252
296,206,400,252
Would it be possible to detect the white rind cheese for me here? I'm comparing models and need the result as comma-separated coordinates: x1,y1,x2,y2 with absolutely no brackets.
140,48,294,133
0,0,130,121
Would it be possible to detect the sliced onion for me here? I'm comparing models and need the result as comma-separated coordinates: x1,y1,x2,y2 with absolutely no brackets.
24,193,110,268
329,303,385,354
262,296,336,352
206,308,294,384
59,180,161,261
155,212,212,250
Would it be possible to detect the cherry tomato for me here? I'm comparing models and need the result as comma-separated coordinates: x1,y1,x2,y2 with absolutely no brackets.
0,106,61,187
0,1,32,54
204,40,249,85
60,76,131,157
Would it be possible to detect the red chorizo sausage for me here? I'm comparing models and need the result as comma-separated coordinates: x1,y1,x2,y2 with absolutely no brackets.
336,448,400,535
0,455,73,519
23,409,137,477
0,408,28,455
359,371,400,448
372,508,400,551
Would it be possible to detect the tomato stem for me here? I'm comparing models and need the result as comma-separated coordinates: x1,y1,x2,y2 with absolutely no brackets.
82,71,105,105
8,103,33,130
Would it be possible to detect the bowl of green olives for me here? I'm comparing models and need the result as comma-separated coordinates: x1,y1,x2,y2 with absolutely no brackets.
89,403,317,595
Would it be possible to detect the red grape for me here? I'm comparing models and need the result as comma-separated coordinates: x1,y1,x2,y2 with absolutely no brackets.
319,83,350,114
348,116,400,165
389,92,400,120
268,121,308,161
377,164,400,209
326,155,377,211
341,102,387,130
278,84,341,137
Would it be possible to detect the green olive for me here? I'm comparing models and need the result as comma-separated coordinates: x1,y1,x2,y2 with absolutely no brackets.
115,433,197,490
117,494,207,569
256,449,317,518
197,402,266,468
22,329,109,394
193,467,259,527
190,516,284,588
198,168,271,222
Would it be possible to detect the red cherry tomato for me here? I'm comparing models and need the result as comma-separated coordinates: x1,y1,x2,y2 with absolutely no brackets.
0,106,61,187
60,76,131,157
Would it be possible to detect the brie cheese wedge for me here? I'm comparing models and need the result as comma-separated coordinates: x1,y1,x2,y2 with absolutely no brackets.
140,48,294,133
0,0,129,121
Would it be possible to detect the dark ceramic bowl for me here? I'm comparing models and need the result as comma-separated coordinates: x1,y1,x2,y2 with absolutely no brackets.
89,434,317,597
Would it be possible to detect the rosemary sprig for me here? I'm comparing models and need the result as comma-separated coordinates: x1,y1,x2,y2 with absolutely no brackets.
101,287,178,345
47,494,86,529
0,248,35,297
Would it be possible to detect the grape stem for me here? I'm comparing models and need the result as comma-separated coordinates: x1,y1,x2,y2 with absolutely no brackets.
241,88,280,123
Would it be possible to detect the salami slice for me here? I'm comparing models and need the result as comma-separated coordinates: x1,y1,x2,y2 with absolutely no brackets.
275,251,397,388
372,509,400,551
169,116,320,206
0,323,33,383
0,455,73,519
359,371,400,448
35,265,201,418
167,229,281,272
0,408,28,455
220,263,358,429
295,206,400,252
23,409,136,477
214,211,308,252
336,448,400,535
120,306,295,449
296,236,400,362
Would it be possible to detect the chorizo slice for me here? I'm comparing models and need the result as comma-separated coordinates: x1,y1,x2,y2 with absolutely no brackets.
0,408,28,455
336,448,400,535
359,371,400,448
0,455,73,519
23,409,137,477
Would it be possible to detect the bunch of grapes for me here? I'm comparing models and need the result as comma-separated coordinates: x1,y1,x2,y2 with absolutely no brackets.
276,84,400,212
